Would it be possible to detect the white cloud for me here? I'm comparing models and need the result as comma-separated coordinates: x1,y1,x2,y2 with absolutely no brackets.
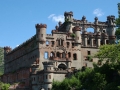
16,45,19,47
93,8,104,17
48,14,64,22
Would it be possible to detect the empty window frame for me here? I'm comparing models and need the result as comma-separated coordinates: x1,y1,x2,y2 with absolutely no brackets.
87,51,91,55
44,52,49,59
73,53,77,60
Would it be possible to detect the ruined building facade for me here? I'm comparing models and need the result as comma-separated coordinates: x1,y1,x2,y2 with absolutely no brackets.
1,11,116,90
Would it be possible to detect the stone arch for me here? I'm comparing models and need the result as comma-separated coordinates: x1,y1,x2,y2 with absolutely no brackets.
58,63,67,70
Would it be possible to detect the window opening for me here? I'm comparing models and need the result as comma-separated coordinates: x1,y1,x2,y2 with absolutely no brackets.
68,52,71,58
44,52,48,59
73,53,77,60
56,52,60,57
46,41,49,45
87,51,91,55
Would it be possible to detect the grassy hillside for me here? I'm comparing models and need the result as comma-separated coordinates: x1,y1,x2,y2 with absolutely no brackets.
0,47,4,75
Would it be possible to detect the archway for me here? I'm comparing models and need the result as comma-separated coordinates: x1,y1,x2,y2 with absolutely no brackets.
58,63,67,70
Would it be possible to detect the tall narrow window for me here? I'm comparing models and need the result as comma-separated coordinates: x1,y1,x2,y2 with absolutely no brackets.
56,52,60,57
87,40,90,45
68,52,71,58
51,41,54,47
67,42,70,48
87,51,91,55
41,34,43,37
46,41,49,45
44,52,48,59
106,40,109,44
93,40,96,46
73,53,77,60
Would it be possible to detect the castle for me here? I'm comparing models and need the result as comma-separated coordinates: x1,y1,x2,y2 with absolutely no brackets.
1,11,116,90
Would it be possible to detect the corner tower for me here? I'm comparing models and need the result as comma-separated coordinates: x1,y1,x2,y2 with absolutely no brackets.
35,24,47,42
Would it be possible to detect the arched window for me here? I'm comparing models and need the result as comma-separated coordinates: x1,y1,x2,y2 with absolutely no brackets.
46,41,49,45
73,53,77,60
62,52,65,58
58,64,67,70
68,52,71,58
50,52,55,57
56,52,60,57
44,52,48,59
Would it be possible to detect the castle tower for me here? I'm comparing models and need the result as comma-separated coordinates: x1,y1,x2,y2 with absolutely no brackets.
42,62,54,90
81,16,87,33
64,11,73,22
35,24,47,42
72,26,81,44
106,15,116,44
4,46,12,55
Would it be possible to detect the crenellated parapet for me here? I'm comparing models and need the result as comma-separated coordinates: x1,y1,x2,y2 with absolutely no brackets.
35,23,47,42
35,24,47,28
4,46,12,54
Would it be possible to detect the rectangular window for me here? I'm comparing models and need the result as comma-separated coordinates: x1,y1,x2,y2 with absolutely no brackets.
41,34,43,37
87,40,90,45
44,52,48,59
46,75,47,79
87,51,91,55
67,42,70,48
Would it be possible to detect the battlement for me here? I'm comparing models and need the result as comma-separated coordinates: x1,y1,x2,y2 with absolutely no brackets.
35,23,47,28
64,11,73,16
4,46,12,51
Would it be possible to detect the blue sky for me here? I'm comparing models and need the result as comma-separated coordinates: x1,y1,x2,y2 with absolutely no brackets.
0,0,119,49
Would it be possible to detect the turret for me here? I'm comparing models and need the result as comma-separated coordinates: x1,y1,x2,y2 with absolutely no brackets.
4,46,12,55
94,17,98,25
72,26,81,43
106,15,116,44
43,61,54,90
35,23,47,42
64,11,73,22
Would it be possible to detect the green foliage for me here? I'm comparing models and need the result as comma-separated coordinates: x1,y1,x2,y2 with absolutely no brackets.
52,43,120,90
0,82,10,90
0,47,4,75
87,55,93,62
70,33,76,38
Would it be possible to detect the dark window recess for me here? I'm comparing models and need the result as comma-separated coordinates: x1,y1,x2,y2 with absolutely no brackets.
87,40,90,45
103,30,105,33
41,34,43,37
72,43,74,48
68,52,71,58
51,41,54,46
101,40,103,45
106,40,109,44
56,52,60,57
87,51,91,55
93,40,96,45
73,53,77,60
67,42,70,48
